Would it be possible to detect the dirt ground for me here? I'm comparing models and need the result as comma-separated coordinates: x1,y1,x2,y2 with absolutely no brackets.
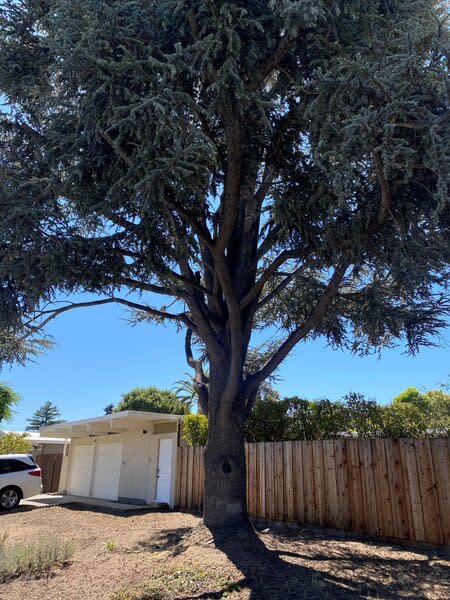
0,503,448,600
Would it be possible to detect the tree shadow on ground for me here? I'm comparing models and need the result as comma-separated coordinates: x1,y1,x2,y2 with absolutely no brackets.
208,524,449,600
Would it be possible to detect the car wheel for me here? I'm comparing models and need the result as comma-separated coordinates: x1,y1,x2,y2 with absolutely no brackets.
0,487,21,510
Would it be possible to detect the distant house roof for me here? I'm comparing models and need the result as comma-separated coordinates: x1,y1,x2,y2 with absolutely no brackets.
40,410,183,439
0,430,66,445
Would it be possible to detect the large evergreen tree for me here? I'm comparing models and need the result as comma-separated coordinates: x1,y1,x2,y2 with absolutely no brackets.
25,401,64,431
0,1,449,529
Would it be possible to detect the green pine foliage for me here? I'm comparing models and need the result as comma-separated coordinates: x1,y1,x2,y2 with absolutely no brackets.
25,401,64,432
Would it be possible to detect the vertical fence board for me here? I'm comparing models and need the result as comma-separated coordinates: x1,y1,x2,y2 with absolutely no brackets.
174,447,182,507
265,442,276,521
347,440,365,533
399,439,425,542
333,439,351,530
283,442,295,523
312,442,326,527
430,439,450,545
359,440,378,536
292,441,305,523
257,442,266,519
414,439,442,544
274,442,285,521
322,440,338,528
372,439,394,537
385,439,409,540
302,441,316,524
180,447,187,507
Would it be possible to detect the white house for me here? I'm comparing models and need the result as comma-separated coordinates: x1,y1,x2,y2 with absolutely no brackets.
41,411,183,507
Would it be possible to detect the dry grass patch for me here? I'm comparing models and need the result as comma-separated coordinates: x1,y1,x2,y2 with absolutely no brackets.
112,565,242,600
0,529,74,582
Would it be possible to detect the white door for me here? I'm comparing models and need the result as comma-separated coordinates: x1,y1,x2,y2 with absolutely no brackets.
68,444,95,497
155,438,173,504
91,442,122,501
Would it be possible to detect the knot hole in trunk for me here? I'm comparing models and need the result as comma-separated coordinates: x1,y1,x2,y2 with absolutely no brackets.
220,456,239,475
222,458,232,474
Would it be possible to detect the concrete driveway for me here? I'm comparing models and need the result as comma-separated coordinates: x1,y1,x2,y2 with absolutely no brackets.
22,493,165,511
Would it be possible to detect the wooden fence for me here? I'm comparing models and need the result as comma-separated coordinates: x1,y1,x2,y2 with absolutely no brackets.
35,452,63,493
175,438,450,545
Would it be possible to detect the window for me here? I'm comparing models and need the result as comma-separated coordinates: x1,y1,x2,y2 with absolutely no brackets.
0,458,35,474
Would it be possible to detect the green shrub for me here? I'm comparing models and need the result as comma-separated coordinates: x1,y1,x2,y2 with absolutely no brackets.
245,398,288,442
0,432,32,454
380,403,427,438
183,414,208,446
0,533,74,581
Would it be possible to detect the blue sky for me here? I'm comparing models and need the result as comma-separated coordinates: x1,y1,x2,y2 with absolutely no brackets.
2,302,449,431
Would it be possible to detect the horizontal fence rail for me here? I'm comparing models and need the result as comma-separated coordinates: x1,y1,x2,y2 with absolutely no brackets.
175,439,450,545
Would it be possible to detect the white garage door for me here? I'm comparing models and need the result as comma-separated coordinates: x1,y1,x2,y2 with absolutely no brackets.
68,444,95,497
91,442,122,501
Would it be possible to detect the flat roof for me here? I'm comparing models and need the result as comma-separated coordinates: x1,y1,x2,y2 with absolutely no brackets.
0,431,66,444
40,410,183,439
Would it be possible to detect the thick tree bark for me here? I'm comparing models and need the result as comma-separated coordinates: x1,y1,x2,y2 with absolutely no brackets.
203,413,248,529
203,362,248,530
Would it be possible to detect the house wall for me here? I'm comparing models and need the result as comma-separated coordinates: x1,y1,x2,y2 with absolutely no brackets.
58,424,179,507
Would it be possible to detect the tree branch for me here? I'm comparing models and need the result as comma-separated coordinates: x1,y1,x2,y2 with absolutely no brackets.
240,250,299,309
184,328,209,414
248,32,293,92
372,151,391,227
216,107,242,253
26,297,194,331
166,192,214,250
256,224,282,260
256,265,305,311
244,264,349,396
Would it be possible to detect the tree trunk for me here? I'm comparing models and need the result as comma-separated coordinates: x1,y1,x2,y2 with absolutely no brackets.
203,362,248,530
203,412,248,529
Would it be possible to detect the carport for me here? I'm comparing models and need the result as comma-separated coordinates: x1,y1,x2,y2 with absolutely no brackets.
41,411,182,507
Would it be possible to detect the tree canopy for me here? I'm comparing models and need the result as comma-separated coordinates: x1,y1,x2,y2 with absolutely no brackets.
25,401,64,431
0,382,20,422
116,386,191,414
0,0,448,528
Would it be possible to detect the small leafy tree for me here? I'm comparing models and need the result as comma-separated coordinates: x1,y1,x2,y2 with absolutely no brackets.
116,386,191,415
25,401,64,432
424,389,450,433
0,432,32,454
0,383,20,423
284,397,316,441
380,402,428,438
392,387,431,413
344,392,383,437
183,414,208,446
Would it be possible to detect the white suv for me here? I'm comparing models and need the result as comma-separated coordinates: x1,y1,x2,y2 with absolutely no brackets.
0,454,43,510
